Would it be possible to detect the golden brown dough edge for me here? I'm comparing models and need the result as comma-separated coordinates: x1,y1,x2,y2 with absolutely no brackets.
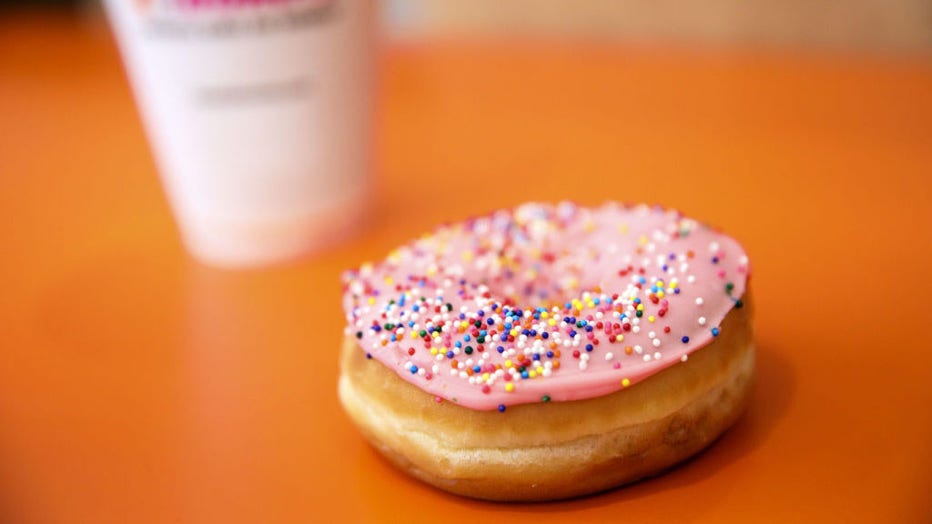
339,297,754,501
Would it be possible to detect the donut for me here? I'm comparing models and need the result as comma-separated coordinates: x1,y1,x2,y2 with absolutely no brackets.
338,202,753,501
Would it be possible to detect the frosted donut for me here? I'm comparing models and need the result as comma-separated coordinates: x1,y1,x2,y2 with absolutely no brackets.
339,202,753,501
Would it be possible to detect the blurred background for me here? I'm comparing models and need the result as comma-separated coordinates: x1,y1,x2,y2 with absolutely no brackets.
4,0,932,52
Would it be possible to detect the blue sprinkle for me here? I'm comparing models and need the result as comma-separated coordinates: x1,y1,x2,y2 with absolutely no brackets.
446,351,454,358
541,332,549,339
711,327,720,337
498,404,506,413
366,353,372,359
546,351,554,358
500,334,509,342
497,346,505,354
473,365,481,373
569,330,577,337
586,344,594,352
521,371,529,379
455,341,462,348
464,335,471,342
712,256,719,264
487,318,495,325
682,336,690,343
532,354,541,361
409,365,418,374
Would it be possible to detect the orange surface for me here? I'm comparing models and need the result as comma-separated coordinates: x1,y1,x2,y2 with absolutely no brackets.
1,12,931,523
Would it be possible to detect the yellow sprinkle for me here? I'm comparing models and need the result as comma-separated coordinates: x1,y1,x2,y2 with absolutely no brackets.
657,290,665,298
541,312,549,319
510,329,518,337
505,383,515,393
648,315,656,322
548,319,557,326
621,378,631,388
384,276,394,285
430,348,438,355
618,223,629,234
528,370,537,379
410,332,417,339
367,297,376,305
505,359,513,368
482,373,490,382
616,334,624,342
638,235,648,246
637,304,644,311
461,250,473,262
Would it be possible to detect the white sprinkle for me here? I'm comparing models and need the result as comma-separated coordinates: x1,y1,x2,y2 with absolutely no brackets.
681,354,689,362
695,297,704,306
698,316,707,325
605,352,614,361
652,338,661,347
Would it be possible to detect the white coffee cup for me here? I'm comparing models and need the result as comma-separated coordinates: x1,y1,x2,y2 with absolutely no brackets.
105,0,373,267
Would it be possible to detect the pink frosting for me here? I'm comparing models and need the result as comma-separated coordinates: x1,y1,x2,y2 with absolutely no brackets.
342,202,749,411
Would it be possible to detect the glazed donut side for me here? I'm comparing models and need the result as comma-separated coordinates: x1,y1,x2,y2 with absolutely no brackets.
338,295,754,501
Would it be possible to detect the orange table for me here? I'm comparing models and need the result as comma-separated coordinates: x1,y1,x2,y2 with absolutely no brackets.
1,12,931,523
